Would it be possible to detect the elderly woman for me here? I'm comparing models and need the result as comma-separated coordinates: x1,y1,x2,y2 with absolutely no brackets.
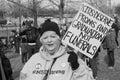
20,20,94,80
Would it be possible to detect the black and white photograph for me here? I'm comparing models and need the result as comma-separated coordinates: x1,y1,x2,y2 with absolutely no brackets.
0,0,120,80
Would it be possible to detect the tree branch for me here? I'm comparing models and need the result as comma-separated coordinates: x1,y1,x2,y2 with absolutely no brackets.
7,0,33,11
38,4,53,9
48,0,59,7
36,0,44,5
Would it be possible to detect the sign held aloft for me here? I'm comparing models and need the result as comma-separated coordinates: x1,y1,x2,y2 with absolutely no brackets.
62,3,114,58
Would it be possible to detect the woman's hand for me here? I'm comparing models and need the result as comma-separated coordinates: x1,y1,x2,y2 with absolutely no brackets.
68,51,79,70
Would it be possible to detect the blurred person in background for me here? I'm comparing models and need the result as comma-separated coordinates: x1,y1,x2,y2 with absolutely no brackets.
0,38,14,80
12,30,21,54
111,15,120,47
88,47,100,79
19,20,39,60
20,37,28,64
102,28,117,69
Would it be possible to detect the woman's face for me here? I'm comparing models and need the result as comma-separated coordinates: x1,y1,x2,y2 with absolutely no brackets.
40,31,61,55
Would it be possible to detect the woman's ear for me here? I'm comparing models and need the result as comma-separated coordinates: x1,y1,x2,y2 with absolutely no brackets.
40,37,43,43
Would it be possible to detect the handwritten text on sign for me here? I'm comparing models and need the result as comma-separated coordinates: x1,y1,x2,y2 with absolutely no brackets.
62,3,114,58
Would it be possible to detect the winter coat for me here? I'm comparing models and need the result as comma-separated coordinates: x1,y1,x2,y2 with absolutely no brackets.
103,29,117,51
0,53,13,80
20,46,94,80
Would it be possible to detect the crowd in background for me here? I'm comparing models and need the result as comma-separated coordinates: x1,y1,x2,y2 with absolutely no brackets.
0,13,120,80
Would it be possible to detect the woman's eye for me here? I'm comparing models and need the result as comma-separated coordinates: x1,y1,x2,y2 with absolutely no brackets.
43,36,47,39
51,35,56,38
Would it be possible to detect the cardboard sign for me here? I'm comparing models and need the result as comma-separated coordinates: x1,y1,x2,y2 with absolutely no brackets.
62,3,114,58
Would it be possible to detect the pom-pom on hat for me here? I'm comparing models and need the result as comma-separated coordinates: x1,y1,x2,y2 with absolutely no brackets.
40,20,61,37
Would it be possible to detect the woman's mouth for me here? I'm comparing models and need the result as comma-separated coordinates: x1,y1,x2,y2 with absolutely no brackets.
47,44,54,46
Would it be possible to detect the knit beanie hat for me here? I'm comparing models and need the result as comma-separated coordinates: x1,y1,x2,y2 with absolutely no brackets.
40,21,61,37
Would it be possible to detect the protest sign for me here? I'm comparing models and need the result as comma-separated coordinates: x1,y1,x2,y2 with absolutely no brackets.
62,3,114,58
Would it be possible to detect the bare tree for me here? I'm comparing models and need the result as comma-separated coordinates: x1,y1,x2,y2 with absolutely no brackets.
114,5,120,17
7,0,44,27
67,0,111,16
6,0,112,27
48,0,65,26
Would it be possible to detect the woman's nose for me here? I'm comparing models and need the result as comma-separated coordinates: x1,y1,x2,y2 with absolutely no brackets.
47,37,52,42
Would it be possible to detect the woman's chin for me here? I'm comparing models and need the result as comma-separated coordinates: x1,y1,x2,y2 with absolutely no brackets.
46,48,55,53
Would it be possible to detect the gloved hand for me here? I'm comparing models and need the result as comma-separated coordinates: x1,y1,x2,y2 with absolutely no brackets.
68,51,79,70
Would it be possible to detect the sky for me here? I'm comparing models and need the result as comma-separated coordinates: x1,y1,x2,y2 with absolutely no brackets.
5,0,120,9
21,0,120,6
111,0,120,6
